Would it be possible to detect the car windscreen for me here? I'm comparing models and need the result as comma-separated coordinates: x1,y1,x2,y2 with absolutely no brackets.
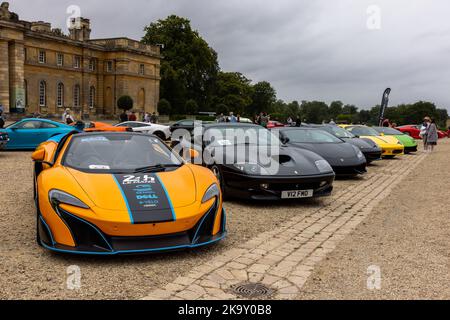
204,127,280,146
373,127,403,135
347,126,379,137
282,129,343,143
63,134,182,173
322,126,355,138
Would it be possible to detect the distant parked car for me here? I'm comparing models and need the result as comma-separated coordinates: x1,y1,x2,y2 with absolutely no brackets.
84,121,131,133
274,127,367,176
115,121,171,140
266,121,286,129
373,126,418,153
396,125,447,140
306,124,382,163
0,131,9,150
0,118,73,150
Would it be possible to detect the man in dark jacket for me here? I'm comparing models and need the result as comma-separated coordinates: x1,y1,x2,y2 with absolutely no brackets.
119,111,128,123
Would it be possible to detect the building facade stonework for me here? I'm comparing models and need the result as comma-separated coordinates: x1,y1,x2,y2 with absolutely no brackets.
0,2,161,118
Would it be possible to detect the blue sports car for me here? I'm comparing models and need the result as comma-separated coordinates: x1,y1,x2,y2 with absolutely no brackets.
0,118,74,150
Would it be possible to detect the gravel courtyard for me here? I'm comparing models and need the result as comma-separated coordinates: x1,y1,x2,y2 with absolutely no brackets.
0,140,448,299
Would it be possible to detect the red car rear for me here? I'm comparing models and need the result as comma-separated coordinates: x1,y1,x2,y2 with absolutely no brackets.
396,125,448,139
266,121,286,129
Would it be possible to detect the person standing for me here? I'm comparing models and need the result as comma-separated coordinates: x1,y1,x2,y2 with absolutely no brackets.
216,113,225,123
150,112,158,124
62,108,70,122
260,112,269,128
0,103,4,115
119,110,128,123
64,110,75,125
229,112,237,123
420,117,430,151
329,119,336,125
128,111,137,122
0,109,5,129
425,118,438,153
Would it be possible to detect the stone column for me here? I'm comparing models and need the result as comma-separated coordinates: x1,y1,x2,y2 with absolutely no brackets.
8,41,25,113
97,59,104,115
0,40,10,112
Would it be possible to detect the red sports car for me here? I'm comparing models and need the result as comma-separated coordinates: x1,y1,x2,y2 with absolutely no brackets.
396,125,448,139
266,121,286,129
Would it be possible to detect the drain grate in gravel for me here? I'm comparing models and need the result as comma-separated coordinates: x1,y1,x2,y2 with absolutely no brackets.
231,283,273,298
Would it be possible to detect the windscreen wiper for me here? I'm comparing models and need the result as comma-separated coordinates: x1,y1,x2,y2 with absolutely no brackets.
133,164,181,173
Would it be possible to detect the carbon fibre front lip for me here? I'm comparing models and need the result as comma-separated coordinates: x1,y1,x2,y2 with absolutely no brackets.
38,204,227,255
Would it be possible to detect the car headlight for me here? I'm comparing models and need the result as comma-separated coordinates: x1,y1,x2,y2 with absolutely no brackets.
315,160,333,173
233,163,267,175
49,190,89,209
202,184,220,203
352,145,365,159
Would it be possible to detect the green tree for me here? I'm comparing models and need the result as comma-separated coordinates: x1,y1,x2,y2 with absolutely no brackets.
342,104,358,115
142,15,219,112
117,95,134,111
248,81,277,115
329,101,343,120
212,72,253,115
157,99,172,115
358,109,371,124
185,99,199,115
300,101,329,123
286,101,301,118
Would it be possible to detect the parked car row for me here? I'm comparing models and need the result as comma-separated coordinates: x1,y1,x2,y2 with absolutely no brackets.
0,117,426,255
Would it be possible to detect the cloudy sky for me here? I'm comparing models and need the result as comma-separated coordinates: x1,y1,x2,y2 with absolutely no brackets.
10,0,450,111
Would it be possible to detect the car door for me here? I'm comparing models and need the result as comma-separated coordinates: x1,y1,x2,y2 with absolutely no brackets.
7,120,44,148
39,121,62,142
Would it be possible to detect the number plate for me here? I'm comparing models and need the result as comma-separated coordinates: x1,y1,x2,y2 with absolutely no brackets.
281,190,314,199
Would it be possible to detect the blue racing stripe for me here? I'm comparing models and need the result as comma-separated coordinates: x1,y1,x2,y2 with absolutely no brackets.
112,175,134,224
156,173,176,221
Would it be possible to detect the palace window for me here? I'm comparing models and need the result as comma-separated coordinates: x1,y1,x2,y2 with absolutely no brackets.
89,86,96,108
139,64,145,75
106,60,113,72
38,50,46,64
39,81,46,107
57,53,64,66
74,56,81,69
57,83,64,108
89,58,96,71
74,85,81,107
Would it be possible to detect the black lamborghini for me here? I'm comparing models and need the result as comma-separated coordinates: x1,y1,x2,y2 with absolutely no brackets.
274,127,368,176
306,124,382,163
185,123,335,200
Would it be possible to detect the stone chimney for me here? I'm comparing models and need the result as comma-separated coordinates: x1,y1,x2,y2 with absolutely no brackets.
68,17,91,41
31,21,51,32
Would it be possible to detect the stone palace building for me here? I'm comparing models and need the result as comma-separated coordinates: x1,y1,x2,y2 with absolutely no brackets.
0,2,161,118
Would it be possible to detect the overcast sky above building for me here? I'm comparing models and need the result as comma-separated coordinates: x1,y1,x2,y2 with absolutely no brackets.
10,0,450,111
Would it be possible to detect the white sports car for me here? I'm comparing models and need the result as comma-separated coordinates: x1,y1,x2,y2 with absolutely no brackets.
115,121,171,140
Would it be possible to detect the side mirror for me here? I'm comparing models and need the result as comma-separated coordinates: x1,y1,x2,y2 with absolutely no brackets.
32,148,53,166
189,149,200,159
380,132,385,136
31,148,45,162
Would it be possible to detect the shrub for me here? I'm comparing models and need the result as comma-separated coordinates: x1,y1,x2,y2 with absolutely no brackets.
117,95,134,111
157,99,172,115
185,99,199,115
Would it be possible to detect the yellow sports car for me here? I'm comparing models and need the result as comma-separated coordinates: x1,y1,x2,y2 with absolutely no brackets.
340,125,404,158
32,131,226,255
